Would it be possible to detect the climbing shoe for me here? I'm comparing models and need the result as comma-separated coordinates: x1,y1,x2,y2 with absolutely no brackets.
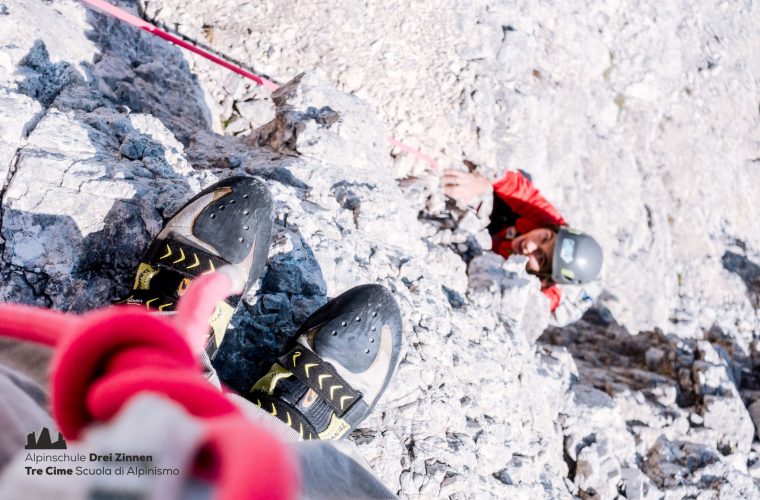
249,284,402,440
117,176,274,358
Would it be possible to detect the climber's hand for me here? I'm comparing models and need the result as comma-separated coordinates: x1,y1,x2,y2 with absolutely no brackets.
442,170,492,204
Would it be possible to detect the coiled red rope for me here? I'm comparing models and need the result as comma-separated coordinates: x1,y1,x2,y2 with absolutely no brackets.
0,271,298,500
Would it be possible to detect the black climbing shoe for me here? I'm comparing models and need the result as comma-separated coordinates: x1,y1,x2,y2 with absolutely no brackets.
117,176,274,358
249,284,403,440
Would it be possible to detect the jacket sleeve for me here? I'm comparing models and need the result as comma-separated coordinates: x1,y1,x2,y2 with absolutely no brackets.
541,285,562,312
548,285,596,327
492,171,566,227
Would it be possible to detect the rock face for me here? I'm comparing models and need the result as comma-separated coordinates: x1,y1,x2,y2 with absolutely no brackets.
543,312,760,499
1,1,760,500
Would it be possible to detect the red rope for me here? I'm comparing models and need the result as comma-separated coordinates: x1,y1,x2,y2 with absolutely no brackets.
0,305,75,346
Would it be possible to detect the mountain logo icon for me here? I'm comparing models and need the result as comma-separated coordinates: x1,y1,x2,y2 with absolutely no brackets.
25,427,67,450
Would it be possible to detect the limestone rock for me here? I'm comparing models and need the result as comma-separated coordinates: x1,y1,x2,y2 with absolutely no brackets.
235,98,276,128
574,438,623,499
621,467,662,500
544,313,760,499
644,436,721,489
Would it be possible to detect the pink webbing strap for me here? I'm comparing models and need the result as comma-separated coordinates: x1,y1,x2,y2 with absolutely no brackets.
79,0,441,172
388,137,441,173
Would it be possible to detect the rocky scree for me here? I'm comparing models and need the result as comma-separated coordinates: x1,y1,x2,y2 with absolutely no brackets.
543,311,760,499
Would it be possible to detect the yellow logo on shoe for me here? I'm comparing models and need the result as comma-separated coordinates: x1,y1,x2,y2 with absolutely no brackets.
201,260,216,275
268,371,293,393
172,248,186,264
186,253,200,269
339,395,353,410
318,374,332,389
250,364,293,394
159,244,172,260
304,363,317,378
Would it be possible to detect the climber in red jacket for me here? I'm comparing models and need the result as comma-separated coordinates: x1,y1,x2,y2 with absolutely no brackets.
443,168,603,322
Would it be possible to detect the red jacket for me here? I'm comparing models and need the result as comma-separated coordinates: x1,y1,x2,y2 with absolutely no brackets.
490,171,566,311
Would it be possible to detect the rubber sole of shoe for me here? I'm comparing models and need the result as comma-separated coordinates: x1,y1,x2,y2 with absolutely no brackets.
160,176,274,287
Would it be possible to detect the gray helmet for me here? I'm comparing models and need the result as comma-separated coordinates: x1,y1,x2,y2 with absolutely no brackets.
551,227,603,285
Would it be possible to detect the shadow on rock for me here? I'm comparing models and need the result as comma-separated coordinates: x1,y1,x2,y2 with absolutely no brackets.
14,39,81,132
82,5,211,144
722,250,760,308
213,222,328,393
2,38,199,310
2,200,150,311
